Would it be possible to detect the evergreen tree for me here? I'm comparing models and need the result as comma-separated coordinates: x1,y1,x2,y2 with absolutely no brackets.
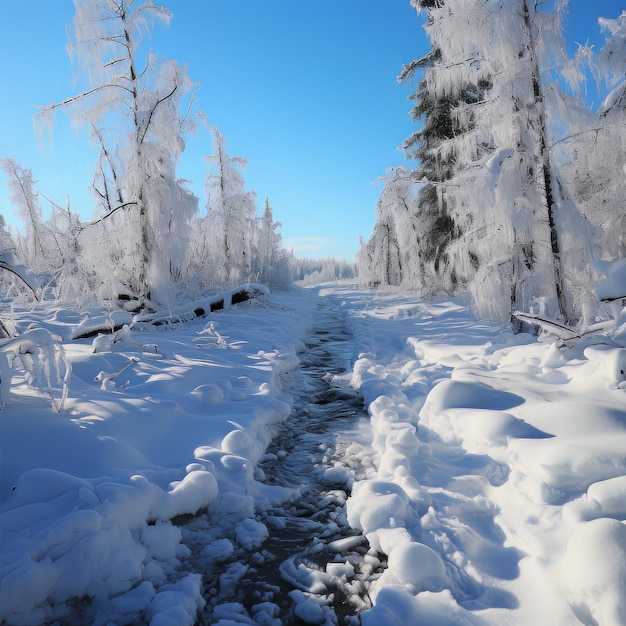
255,198,288,288
362,0,597,322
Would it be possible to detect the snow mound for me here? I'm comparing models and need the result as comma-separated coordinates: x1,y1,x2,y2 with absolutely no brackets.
594,257,626,301
561,518,626,625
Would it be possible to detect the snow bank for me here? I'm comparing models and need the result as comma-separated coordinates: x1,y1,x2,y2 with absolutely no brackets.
560,518,626,625
0,287,316,625
339,287,626,625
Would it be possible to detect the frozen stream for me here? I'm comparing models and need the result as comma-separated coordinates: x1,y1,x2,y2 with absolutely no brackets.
180,295,382,625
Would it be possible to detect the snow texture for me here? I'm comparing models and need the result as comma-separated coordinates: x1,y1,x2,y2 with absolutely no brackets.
1,285,625,625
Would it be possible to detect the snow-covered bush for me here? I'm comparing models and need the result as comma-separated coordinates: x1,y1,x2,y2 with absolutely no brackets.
0,329,70,412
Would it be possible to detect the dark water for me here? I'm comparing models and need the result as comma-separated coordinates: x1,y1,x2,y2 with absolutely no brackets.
192,294,381,625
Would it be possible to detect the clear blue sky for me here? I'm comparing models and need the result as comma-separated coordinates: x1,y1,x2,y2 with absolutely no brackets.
0,1,622,261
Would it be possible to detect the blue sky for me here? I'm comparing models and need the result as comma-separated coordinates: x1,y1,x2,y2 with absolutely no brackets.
0,1,622,261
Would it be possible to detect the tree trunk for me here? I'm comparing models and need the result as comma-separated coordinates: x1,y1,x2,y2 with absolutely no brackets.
123,14,150,301
521,0,568,320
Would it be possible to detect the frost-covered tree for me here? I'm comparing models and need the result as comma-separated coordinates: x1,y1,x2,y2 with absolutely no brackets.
357,169,412,288
360,0,493,298
203,127,258,284
255,198,289,288
0,160,47,272
0,216,24,301
463,0,572,320
362,0,597,322
0,216,15,259
0,160,85,297
37,0,198,303
560,10,626,261
293,256,356,285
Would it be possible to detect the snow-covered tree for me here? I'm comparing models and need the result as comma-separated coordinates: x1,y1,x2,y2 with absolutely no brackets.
293,256,356,285
0,216,25,302
0,160,87,301
560,10,626,261
0,160,47,272
357,169,411,288
255,198,289,288
37,0,198,304
203,127,258,285
362,0,598,323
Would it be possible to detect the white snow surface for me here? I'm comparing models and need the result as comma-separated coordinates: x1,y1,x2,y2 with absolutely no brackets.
1,285,625,625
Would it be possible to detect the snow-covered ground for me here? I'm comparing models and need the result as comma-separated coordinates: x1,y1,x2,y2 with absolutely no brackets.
0,288,315,625
1,285,625,625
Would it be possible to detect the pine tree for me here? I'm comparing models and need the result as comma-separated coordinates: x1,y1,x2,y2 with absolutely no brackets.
256,198,287,288
363,0,596,322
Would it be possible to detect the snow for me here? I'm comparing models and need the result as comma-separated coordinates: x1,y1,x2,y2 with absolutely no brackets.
1,284,625,625
341,287,625,624
594,257,626,301
0,288,314,625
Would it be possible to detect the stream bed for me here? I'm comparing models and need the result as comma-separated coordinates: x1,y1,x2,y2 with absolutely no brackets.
182,295,382,625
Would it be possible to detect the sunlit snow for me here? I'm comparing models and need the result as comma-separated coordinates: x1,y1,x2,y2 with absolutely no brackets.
1,285,625,625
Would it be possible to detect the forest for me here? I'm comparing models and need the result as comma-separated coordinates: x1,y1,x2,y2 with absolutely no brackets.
1,1,624,325
358,0,625,324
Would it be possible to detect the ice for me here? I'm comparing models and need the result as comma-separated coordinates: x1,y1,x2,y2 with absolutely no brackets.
212,602,257,624
234,518,268,549
203,538,235,562
251,601,281,625
326,560,355,579
322,463,351,485
327,534,367,553
289,590,327,625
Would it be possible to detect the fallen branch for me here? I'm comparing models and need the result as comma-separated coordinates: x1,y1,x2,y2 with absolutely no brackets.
0,260,39,301
134,284,270,326
513,311,615,342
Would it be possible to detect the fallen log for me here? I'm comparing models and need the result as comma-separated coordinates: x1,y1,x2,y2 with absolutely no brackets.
71,284,270,340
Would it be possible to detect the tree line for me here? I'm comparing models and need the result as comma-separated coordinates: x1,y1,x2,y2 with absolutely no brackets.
1,0,299,307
